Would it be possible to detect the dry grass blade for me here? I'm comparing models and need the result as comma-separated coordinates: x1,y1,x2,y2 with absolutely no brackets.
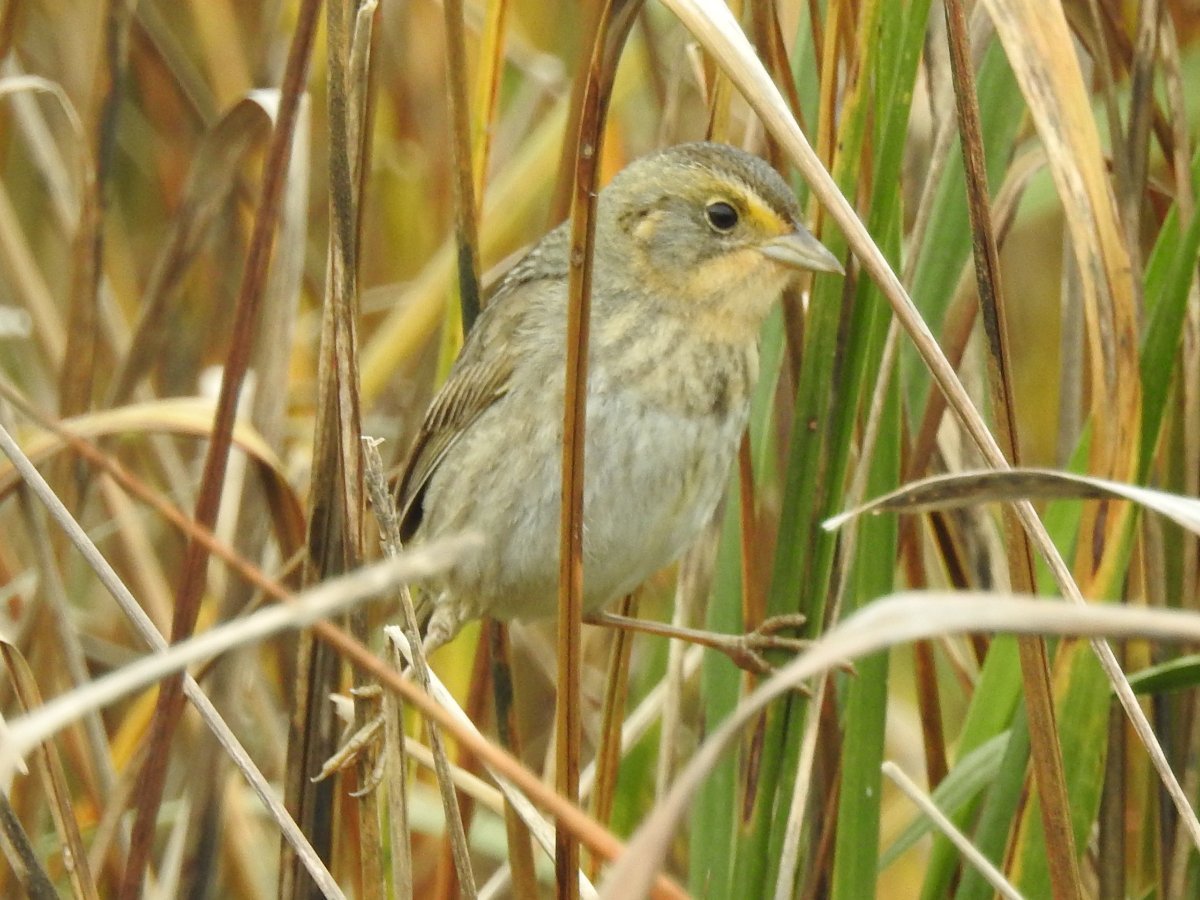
602,593,1200,899
943,0,1020,476
470,0,510,202
0,418,342,897
882,761,1023,900
948,5,1075,890
360,93,570,400
0,639,98,900
906,147,1046,482
0,792,57,900
0,544,472,785
5,4,1198,896
390,4,483,894
655,538,712,802
361,435,475,897
0,395,302,535
0,179,59,368
0,74,87,368
286,0,379,895
1157,14,1194,218
980,0,1142,580
902,7,995,284
119,1,323,889
386,627,602,900
0,396,116,802
57,0,129,422
486,623,538,899
305,627,688,900
827,468,1200,536
591,594,636,843
772,668,832,900
108,94,278,405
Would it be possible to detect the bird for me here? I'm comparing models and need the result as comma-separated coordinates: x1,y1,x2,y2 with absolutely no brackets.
395,141,843,652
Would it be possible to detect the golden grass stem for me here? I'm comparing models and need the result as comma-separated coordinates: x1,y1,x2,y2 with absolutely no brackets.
557,3,644,896
443,0,483,332
944,1,1081,895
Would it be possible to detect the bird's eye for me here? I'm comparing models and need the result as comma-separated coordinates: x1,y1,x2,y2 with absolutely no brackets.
705,200,739,233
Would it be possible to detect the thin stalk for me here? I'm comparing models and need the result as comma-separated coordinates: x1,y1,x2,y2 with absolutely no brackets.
590,594,637,876
944,5,1081,895
442,0,482,330
488,623,538,900
557,2,642,896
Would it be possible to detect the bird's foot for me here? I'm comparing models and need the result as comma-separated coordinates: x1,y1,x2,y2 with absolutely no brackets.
313,685,388,797
586,610,812,676
710,613,811,675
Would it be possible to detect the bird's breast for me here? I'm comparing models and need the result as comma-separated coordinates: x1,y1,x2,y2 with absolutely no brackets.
590,310,760,419
420,325,759,622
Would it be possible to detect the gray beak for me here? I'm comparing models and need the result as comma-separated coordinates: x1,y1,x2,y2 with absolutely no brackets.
758,228,844,275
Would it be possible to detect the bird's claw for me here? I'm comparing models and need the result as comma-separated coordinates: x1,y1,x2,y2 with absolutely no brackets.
314,687,388,796
720,613,811,676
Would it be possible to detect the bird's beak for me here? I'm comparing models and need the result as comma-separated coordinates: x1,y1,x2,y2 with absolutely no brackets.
758,229,844,275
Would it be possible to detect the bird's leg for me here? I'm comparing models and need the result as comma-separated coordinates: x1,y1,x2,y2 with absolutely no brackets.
422,602,467,657
315,598,467,797
585,611,810,675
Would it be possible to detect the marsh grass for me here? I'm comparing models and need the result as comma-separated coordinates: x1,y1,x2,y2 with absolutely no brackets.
1,1,1199,898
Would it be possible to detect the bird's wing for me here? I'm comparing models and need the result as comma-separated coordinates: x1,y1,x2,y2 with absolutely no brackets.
395,353,514,541
394,234,568,541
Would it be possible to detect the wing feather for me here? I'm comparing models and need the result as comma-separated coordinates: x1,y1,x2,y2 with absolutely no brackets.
395,355,513,541
394,232,568,541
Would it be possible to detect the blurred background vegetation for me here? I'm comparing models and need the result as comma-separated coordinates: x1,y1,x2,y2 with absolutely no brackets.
1,0,1200,897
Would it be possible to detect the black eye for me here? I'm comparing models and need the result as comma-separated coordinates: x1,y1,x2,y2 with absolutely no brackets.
705,200,739,232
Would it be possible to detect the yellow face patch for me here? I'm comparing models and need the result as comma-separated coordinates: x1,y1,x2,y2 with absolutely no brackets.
711,183,795,239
